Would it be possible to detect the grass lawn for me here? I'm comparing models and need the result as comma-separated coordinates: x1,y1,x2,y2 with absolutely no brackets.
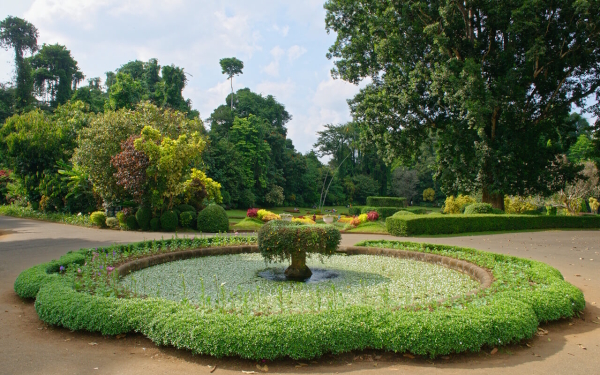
343,221,388,234
231,218,264,231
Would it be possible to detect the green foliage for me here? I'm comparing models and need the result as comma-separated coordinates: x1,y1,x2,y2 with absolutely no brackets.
366,196,406,208
150,217,161,231
179,211,196,228
160,210,178,232
16,238,583,360
126,215,139,230
177,204,196,213
0,204,92,226
348,206,362,215
258,220,341,263
90,211,106,227
325,0,597,199
386,214,600,236
464,203,494,215
135,206,152,231
360,206,401,219
105,217,119,229
423,188,435,202
392,211,415,216
197,204,229,233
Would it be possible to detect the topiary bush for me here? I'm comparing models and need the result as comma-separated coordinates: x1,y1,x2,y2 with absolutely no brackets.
135,207,152,230
180,211,196,228
348,206,362,216
90,211,106,227
258,220,341,280
177,204,196,214
464,203,494,215
366,196,407,207
150,217,161,231
160,210,178,232
126,215,139,230
197,204,229,233
105,217,119,229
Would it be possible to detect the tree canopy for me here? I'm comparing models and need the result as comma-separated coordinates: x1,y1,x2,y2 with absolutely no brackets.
219,57,244,109
325,0,600,208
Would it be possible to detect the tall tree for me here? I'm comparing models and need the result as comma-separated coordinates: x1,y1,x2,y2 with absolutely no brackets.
0,16,38,110
219,57,244,110
325,0,600,209
30,43,84,107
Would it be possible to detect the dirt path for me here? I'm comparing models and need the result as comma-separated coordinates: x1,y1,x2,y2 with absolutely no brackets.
0,216,598,375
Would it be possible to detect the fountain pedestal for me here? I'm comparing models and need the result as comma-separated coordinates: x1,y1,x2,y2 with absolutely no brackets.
284,252,312,281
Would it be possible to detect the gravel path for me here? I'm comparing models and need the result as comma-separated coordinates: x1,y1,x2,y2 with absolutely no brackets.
0,216,598,375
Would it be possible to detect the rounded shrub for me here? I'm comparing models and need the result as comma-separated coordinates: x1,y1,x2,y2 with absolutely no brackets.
90,211,106,227
135,207,152,231
392,210,415,216
105,217,119,229
116,211,126,226
464,203,494,215
197,204,229,233
150,217,161,231
160,210,178,232
126,215,139,230
180,211,197,228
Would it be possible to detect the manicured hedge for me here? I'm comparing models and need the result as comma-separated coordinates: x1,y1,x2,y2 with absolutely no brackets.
135,207,152,231
386,214,600,236
366,196,407,208
160,210,178,232
258,220,341,262
197,204,229,233
361,206,402,219
15,238,583,360
348,206,362,216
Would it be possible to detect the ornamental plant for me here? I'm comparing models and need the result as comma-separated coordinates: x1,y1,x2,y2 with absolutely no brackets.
590,197,599,214
367,211,379,221
258,220,341,281
423,188,435,202
246,208,259,218
443,195,476,214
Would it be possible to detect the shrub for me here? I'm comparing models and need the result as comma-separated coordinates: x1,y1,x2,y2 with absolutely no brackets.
126,215,139,230
197,204,229,233
366,196,406,207
177,204,196,214
443,195,476,214
179,211,196,228
464,203,494,215
247,208,259,218
491,208,505,214
405,208,428,214
348,206,362,215
90,211,106,227
105,217,119,229
160,210,178,232
150,217,161,231
135,207,152,230
256,209,280,222
360,206,401,218
367,211,379,221
423,188,435,202
504,196,538,214
392,210,415,216
116,211,126,226
589,198,599,214
386,214,600,236
258,220,341,263
292,217,316,225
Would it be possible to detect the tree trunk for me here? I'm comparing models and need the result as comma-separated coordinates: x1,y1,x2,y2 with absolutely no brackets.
284,251,312,281
482,187,505,210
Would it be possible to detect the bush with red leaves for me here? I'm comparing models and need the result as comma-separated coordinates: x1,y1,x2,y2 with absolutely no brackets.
111,136,150,204
367,211,379,221
247,208,259,218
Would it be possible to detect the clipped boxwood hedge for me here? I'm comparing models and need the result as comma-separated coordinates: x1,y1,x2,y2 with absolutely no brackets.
14,237,583,360
386,214,600,236
361,206,402,219
348,206,362,216
197,204,229,233
464,203,494,215
366,196,407,208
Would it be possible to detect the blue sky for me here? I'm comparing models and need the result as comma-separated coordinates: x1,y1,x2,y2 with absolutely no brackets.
0,0,364,154
0,0,596,155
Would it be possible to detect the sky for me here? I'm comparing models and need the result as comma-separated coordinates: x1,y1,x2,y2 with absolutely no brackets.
0,0,596,155
0,0,365,154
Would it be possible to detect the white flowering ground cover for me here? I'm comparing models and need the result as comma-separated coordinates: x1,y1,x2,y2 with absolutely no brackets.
121,253,479,314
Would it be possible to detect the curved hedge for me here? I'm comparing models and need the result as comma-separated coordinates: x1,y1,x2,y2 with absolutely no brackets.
386,214,600,236
14,238,584,360
258,220,341,262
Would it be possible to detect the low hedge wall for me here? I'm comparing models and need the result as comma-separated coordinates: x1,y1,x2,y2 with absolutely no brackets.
366,196,407,207
386,214,600,236
14,237,584,360
361,206,402,219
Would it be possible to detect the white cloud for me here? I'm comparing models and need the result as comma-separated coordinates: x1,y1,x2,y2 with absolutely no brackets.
273,24,289,37
262,46,285,76
255,79,296,101
287,45,307,61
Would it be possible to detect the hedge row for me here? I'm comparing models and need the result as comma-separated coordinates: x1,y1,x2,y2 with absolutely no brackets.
386,214,600,236
366,196,407,208
15,238,584,360
360,206,402,219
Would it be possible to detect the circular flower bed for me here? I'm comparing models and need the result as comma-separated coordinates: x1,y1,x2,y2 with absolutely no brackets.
14,237,584,360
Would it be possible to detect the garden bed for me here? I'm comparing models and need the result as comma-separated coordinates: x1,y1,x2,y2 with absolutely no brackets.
14,237,583,360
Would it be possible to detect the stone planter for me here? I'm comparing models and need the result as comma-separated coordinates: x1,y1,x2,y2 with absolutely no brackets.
280,213,293,222
323,215,334,224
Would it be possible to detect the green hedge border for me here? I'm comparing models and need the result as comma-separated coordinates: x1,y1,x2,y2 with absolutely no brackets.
14,239,584,360
386,214,600,236
366,196,407,207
